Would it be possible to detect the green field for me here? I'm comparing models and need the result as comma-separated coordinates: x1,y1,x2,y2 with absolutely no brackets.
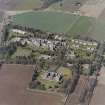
13,11,92,36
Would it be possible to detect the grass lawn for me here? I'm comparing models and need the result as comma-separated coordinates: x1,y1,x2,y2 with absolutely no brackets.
11,47,31,58
37,72,58,89
13,11,92,37
57,67,72,79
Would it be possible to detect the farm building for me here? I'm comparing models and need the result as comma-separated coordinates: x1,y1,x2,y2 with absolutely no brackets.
43,71,63,82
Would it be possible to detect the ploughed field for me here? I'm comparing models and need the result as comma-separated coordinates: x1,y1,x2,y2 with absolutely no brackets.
0,0,42,10
0,0,87,11
0,0,21,10
12,11,92,37
0,64,63,105
49,0,87,12
88,9,105,42
15,0,42,10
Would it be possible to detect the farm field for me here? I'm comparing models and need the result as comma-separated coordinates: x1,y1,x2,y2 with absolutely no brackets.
88,9,105,41
79,0,105,18
0,64,64,105
15,0,42,10
49,0,87,12
90,67,105,105
12,11,92,37
0,0,42,10
14,0,87,11
0,0,21,10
